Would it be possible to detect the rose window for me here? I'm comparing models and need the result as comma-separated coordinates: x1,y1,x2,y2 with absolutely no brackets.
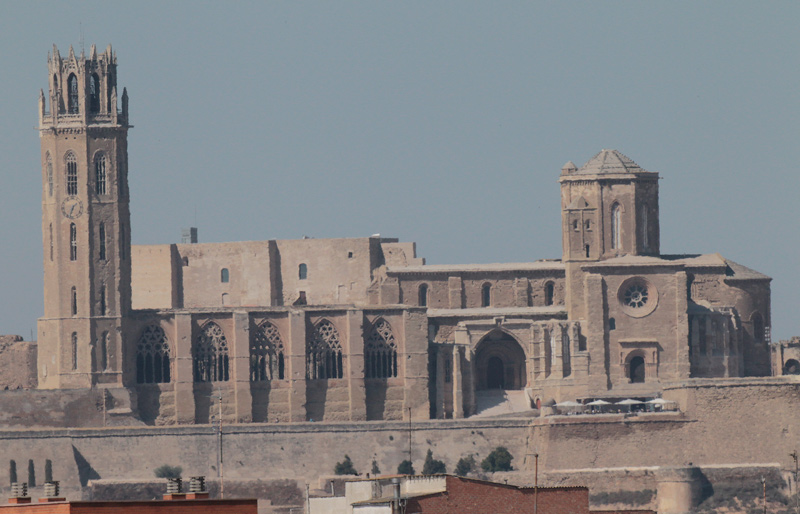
624,284,649,308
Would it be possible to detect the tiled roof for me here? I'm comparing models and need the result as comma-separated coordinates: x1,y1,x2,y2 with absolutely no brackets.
575,149,648,175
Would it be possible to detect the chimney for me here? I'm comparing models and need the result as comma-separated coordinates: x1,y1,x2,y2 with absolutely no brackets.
181,227,198,244
39,481,65,503
9,483,31,504
163,477,186,500
186,476,208,500
391,478,402,514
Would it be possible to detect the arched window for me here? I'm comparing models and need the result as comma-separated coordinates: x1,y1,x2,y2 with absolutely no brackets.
99,285,106,316
481,283,492,307
365,318,397,379
752,313,764,343
99,223,106,261
94,153,107,195
49,223,53,262
220,268,229,283
250,321,285,381
71,332,78,370
89,74,100,113
71,286,77,316
136,325,171,384
100,331,109,371
611,203,621,250
641,206,649,250
67,74,79,114
306,320,343,379
45,153,53,197
193,322,229,382
70,223,77,261
544,282,554,306
53,74,58,97
418,284,428,307
65,152,78,195
298,263,308,280
90,340,97,373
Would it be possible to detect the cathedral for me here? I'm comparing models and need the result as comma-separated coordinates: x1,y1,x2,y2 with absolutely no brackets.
35,45,772,425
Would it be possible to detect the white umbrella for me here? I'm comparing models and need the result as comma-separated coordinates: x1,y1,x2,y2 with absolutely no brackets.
586,399,611,406
646,398,675,405
617,399,644,405
555,400,583,407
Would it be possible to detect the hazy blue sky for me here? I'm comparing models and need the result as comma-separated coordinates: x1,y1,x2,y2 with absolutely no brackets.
0,2,797,340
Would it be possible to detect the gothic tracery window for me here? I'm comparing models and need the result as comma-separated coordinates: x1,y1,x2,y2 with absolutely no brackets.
95,153,107,195
67,74,79,114
250,321,285,381
65,152,78,196
193,322,229,382
136,325,171,384
306,319,343,380
365,318,397,379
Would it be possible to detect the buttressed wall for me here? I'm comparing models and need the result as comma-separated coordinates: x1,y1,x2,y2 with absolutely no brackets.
28,46,773,426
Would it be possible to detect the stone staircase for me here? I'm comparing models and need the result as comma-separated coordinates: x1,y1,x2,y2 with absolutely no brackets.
473,389,534,418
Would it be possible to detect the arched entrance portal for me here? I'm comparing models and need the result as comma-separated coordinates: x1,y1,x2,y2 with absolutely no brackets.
784,359,800,375
475,330,527,391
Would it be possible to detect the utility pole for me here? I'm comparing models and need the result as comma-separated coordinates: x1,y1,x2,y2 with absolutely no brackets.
407,407,412,465
534,453,539,514
791,450,799,514
218,385,224,499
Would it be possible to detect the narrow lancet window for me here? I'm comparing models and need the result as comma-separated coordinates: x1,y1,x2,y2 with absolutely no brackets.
71,286,77,316
481,283,492,307
221,268,229,283
49,224,53,262
100,332,109,371
299,263,307,280
99,285,106,316
611,203,621,250
65,152,78,195
71,332,78,370
89,74,100,113
544,282,554,306
641,206,649,250
418,284,428,307
95,153,107,195
70,223,77,261
67,74,79,114
99,223,106,261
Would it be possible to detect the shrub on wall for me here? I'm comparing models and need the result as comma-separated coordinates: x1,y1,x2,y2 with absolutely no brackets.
481,447,513,472
334,455,358,476
422,450,446,475
397,460,415,475
153,465,182,479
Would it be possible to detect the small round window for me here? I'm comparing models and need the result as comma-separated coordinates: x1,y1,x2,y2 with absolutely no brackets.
617,277,658,318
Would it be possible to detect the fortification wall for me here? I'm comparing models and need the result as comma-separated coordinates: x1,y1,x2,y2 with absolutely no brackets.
0,336,36,389
0,377,796,507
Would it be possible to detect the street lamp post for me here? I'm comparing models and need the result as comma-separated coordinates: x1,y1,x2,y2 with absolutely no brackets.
791,451,799,514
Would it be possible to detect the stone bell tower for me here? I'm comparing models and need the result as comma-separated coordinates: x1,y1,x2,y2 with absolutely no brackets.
558,149,660,319
37,44,131,389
